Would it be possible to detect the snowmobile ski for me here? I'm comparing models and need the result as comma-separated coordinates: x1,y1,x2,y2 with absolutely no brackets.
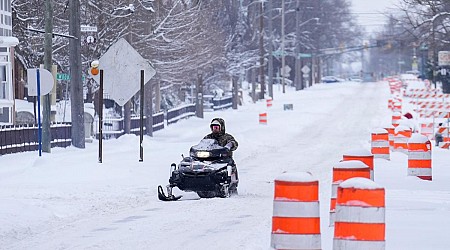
158,185,182,201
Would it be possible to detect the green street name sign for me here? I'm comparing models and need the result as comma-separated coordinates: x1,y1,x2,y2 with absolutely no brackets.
57,73,85,81
57,73,70,80
298,53,312,58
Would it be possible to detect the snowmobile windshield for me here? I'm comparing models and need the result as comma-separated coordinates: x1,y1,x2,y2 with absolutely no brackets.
191,139,223,151
189,139,229,159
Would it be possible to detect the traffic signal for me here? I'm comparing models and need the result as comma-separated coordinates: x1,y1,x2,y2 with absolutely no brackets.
89,60,99,76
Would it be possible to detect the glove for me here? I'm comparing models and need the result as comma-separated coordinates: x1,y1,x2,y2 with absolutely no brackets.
225,142,233,150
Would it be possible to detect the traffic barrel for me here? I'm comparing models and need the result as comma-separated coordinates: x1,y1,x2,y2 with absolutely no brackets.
393,125,412,154
333,177,385,250
271,172,321,250
408,133,432,181
342,149,374,180
267,98,273,107
259,113,267,125
392,112,401,127
383,125,395,149
371,128,390,160
329,161,370,226
392,102,402,113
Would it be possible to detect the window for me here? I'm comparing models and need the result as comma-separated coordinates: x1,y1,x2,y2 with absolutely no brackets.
0,65,6,99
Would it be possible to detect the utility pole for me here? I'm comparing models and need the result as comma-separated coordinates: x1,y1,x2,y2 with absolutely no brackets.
42,0,53,153
267,0,274,99
69,0,85,148
281,0,286,93
196,72,204,118
259,1,265,100
294,1,301,91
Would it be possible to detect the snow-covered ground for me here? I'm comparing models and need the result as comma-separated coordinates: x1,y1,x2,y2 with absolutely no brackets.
1,81,450,249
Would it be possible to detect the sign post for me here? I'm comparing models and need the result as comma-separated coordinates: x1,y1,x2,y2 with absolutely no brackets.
92,38,156,162
27,68,55,156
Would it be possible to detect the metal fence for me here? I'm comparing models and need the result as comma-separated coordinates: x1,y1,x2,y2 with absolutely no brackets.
0,123,71,156
1,96,233,155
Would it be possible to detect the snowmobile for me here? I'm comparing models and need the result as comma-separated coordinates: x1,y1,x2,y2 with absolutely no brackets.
158,139,239,201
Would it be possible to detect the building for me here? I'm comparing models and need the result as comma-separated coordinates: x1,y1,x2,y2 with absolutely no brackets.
0,0,19,124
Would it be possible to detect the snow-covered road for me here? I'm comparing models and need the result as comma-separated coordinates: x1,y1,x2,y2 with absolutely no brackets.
5,81,448,250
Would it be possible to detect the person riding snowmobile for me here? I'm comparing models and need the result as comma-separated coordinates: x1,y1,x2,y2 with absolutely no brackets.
204,118,238,156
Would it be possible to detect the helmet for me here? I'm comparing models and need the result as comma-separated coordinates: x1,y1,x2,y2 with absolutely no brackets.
210,119,221,131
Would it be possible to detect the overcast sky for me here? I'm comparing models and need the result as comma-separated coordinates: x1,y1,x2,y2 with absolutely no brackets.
351,0,399,32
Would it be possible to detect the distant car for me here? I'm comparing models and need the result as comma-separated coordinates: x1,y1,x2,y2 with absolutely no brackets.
321,76,341,83
349,76,363,82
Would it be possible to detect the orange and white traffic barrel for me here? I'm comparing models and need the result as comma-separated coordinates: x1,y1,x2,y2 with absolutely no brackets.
271,172,321,250
333,177,385,250
408,134,432,181
384,125,395,149
392,112,402,127
259,113,267,125
371,128,390,160
392,101,402,112
329,161,370,226
267,98,273,107
342,149,374,180
393,125,412,154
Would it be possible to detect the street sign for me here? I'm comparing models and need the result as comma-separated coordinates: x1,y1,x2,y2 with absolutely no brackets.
438,51,450,66
56,73,85,81
57,73,70,80
27,68,54,96
81,25,98,32
92,38,156,106
301,65,311,74
298,53,312,58
86,36,96,44
280,65,291,78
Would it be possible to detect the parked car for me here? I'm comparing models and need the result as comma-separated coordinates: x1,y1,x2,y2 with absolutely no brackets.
349,76,363,82
321,76,341,83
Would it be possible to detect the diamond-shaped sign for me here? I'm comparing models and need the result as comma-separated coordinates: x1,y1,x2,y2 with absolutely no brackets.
301,65,310,74
92,38,156,106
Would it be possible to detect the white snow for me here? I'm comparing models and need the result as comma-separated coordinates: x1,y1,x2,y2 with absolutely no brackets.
275,172,317,182
343,148,372,157
2,81,450,249
408,133,430,144
334,160,369,169
372,128,388,134
339,177,383,189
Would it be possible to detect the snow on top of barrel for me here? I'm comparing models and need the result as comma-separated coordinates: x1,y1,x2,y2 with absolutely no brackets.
334,160,369,169
275,172,317,182
408,133,429,143
371,128,388,134
394,125,411,133
340,177,383,189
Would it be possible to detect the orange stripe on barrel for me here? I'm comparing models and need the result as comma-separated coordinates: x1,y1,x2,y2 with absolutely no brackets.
334,222,385,241
272,217,320,234
337,187,385,207
408,159,432,168
274,180,318,201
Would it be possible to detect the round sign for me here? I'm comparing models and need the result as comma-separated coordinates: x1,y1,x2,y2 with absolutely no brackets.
86,36,96,44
